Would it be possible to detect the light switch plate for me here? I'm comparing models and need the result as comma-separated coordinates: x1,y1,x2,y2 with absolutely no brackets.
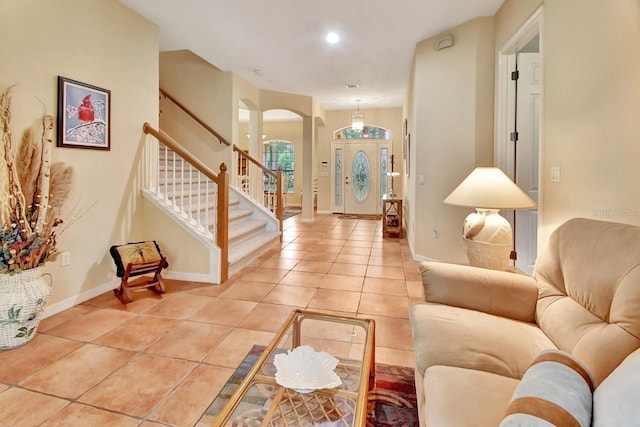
550,166,561,183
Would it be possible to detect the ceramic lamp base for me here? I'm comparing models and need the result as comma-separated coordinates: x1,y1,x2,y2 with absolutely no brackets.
462,209,513,271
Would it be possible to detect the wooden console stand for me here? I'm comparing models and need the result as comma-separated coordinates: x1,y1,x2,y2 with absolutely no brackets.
382,195,403,238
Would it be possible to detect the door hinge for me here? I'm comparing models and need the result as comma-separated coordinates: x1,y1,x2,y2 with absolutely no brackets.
511,70,519,80
510,250,517,260
510,131,519,142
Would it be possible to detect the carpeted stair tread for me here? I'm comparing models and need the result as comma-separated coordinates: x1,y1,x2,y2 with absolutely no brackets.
228,219,268,243
229,208,253,222
228,231,280,265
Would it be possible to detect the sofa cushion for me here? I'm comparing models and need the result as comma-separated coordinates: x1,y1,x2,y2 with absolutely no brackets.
593,347,640,425
410,302,555,379
422,365,519,427
534,218,640,385
419,261,538,322
500,349,594,427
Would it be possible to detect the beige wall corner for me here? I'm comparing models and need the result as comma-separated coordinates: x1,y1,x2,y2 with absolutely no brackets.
407,16,496,264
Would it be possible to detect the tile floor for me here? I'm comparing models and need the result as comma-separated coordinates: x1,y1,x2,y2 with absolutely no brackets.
0,213,423,426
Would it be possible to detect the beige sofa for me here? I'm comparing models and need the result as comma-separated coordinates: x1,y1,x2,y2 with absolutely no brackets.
410,218,640,426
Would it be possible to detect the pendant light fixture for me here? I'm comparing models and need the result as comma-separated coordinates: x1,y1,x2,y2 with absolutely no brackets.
351,99,364,131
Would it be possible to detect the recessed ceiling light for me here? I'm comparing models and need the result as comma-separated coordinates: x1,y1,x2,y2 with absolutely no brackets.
326,32,340,44
346,84,359,89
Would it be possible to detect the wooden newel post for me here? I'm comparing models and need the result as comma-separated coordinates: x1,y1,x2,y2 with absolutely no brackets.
217,162,229,282
276,167,283,241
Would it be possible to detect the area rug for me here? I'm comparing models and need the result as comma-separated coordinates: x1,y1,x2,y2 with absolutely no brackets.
196,345,418,426
283,210,301,220
338,214,381,220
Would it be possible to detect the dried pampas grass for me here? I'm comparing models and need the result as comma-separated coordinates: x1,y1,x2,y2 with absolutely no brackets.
42,162,73,237
0,86,29,231
0,86,74,273
16,126,42,213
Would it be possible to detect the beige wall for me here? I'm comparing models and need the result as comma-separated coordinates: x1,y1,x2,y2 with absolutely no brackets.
260,90,313,117
496,0,640,247
407,17,496,263
159,50,232,170
1,0,159,305
315,108,403,213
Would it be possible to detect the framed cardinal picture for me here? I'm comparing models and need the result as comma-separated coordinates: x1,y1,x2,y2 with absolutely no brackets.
57,76,110,150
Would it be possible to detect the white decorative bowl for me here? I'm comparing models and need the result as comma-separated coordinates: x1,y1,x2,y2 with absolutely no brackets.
273,345,342,393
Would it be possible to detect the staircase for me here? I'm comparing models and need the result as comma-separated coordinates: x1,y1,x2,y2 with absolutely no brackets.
149,88,285,280
226,192,281,275
146,141,281,281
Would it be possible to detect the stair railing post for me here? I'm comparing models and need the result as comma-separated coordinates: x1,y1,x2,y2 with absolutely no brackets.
217,163,229,282
276,167,283,241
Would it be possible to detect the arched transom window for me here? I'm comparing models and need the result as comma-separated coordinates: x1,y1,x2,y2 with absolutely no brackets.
334,125,391,140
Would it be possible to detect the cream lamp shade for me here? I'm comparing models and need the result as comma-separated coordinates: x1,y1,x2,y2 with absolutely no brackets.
444,167,536,271
386,171,400,197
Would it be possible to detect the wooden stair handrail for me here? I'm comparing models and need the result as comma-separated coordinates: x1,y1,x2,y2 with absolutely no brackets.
159,88,231,147
143,122,219,184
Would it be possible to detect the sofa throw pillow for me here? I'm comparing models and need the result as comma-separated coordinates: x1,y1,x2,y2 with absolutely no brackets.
109,241,168,278
499,349,594,427
592,348,640,426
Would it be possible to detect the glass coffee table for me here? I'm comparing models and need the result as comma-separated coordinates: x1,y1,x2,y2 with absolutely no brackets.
212,309,376,426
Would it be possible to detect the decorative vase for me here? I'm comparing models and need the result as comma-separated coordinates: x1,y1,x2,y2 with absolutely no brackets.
0,267,52,349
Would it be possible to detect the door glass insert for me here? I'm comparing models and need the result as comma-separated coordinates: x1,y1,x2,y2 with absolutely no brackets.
352,151,370,202
380,148,388,198
335,148,342,206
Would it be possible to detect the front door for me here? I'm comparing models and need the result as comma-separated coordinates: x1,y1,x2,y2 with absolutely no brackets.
344,142,378,215
332,140,389,215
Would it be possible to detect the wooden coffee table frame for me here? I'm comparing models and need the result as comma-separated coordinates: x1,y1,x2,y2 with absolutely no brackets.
212,309,375,426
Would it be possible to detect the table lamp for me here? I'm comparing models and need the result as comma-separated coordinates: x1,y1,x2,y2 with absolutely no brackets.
386,154,400,197
443,167,536,271
387,172,400,197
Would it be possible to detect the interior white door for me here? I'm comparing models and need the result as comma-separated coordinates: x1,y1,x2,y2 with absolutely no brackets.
344,142,379,215
515,52,540,275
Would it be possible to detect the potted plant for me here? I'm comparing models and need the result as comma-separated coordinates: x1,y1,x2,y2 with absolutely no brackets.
0,87,73,348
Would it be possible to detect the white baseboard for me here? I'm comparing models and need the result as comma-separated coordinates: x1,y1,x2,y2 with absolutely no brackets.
316,210,332,214
43,279,119,319
412,254,440,263
406,236,439,263
163,271,217,283
42,270,218,319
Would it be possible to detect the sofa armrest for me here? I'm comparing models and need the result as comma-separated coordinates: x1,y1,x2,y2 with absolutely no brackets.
419,261,538,322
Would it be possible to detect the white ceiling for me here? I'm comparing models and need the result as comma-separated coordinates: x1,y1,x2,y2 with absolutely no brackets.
120,0,504,111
